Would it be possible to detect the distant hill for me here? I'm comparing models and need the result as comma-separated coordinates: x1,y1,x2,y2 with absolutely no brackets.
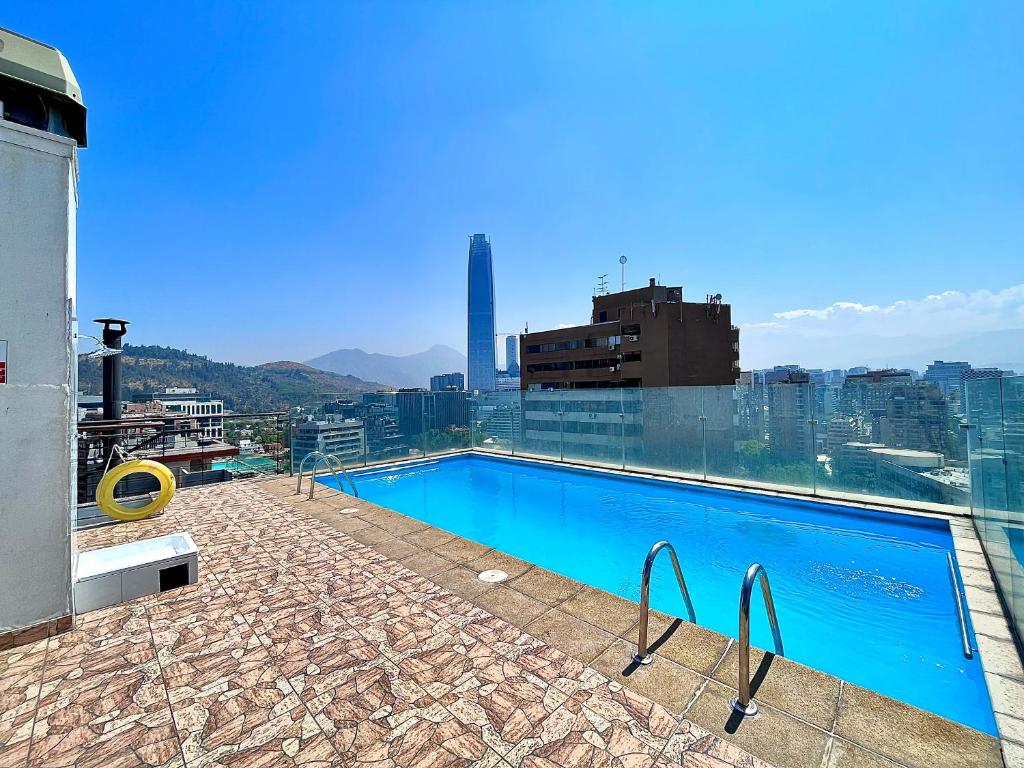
305,344,467,389
743,328,1024,373
78,345,389,412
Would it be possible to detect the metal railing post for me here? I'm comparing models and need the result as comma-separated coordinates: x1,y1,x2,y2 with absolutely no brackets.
633,541,697,665
731,563,784,716
699,415,708,481
421,397,428,457
558,409,564,462
809,417,818,495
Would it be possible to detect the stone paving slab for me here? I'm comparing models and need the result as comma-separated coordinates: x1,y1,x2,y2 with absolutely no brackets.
0,479,770,768
293,474,1008,768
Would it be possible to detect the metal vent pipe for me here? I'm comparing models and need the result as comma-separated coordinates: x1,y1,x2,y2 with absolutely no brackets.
95,318,129,420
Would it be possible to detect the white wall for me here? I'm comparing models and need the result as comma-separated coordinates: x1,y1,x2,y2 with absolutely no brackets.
0,120,78,632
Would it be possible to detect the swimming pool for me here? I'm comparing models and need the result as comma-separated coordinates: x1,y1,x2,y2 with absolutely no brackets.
212,456,279,472
328,453,995,733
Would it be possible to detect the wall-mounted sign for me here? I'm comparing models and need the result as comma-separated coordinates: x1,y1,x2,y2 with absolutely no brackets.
0,339,7,384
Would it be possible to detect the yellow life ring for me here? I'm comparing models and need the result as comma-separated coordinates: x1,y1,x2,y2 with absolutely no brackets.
96,459,176,522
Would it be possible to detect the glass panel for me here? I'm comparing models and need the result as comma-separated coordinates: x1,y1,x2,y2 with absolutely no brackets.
290,392,422,472
626,387,704,478
470,390,521,455
706,381,814,492
702,385,737,481
520,390,562,460
216,414,288,476
559,389,630,468
1006,377,1024,643
422,390,472,456
968,375,1023,643
811,377,969,511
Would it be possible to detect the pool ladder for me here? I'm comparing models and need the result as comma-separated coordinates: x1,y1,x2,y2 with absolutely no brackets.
295,451,359,499
730,563,784,716
633,541,697,665
631,542,784,717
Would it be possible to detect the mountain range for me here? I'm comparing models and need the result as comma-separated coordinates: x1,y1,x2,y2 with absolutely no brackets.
78,345,388,412
742,328,1024,374
305,344,467,389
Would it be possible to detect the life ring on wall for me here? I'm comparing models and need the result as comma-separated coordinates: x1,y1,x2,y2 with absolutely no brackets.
96,459,176,522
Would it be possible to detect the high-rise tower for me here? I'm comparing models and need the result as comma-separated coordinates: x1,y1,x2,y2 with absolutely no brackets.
506,335,520,376
467,234,496,392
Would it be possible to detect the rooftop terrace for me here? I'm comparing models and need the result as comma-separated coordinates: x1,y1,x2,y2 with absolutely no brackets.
0,478,773,768
3,464,1021,768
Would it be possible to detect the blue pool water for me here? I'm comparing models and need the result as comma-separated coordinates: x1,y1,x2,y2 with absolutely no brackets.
329,454,995,733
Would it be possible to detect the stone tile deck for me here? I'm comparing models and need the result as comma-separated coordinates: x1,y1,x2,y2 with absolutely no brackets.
290,477,1007,768
0,480,770,768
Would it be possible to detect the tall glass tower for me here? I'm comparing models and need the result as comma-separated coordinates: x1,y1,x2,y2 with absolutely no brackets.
506,335,520,376
467,234,496,392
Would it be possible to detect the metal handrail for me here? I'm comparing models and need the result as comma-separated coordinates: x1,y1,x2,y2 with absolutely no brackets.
309,453,359,499
295,451,326,495
947,553,974,659
633,541,697,665
730,563,784,716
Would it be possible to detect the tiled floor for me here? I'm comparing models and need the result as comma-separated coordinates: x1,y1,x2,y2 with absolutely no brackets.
288,478,1007,768
0,480,771,768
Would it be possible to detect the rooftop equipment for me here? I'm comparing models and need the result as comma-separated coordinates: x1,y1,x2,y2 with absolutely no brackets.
0,26,87,146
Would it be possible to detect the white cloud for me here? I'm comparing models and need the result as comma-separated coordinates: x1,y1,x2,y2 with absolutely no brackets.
746,284,1024,339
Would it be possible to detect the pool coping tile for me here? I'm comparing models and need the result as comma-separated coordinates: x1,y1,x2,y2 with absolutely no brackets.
947,516,1024,759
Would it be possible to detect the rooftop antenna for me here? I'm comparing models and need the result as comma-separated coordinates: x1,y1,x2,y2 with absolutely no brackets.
597,274,609,295
619,255,627,292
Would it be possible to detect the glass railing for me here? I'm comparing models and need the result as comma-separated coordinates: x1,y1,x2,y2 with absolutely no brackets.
289,390,474,473
965,375,1023,646
466,383,975,514
76,410,290,501
282,379,1020,646
284,381,1003,521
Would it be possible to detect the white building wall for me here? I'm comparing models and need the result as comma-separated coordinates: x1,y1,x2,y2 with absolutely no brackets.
0,120,79,632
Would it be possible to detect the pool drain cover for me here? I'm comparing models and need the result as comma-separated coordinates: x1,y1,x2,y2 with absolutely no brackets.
339,507,358,515
478,569,508,583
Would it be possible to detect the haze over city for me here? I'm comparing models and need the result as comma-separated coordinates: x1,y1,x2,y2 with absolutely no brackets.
6,2,1022,370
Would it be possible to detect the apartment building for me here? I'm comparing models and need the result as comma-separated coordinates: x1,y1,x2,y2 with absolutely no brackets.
290,418,366,471
137,388,225,440
430,372,464,392
521,279,739,391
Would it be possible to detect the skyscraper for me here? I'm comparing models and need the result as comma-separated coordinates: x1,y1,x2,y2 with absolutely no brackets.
467,234,496,392
505,335,520,376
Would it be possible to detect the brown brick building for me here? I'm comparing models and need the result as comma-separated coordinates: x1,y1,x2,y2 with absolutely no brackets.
520,279,740,390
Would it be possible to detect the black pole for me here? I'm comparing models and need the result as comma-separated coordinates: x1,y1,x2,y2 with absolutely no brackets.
95,318,129,469
96,318,129,420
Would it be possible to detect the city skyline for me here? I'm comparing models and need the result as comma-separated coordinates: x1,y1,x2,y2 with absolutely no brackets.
3,3,1020,368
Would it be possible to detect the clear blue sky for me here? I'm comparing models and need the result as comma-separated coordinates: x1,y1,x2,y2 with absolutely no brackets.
7,2,1023,368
